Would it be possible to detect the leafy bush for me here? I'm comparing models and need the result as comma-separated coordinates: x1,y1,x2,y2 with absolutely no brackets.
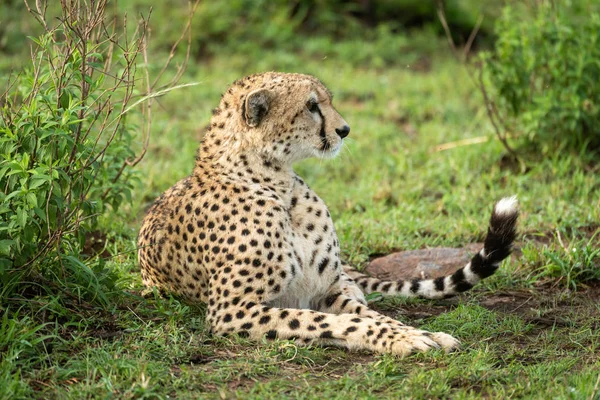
0,1,150,302
480,2,600,154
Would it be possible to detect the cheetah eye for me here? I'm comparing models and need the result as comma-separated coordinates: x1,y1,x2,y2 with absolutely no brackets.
306,100,319,114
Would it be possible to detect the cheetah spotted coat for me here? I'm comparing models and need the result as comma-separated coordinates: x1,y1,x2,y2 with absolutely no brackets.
138,72,519,356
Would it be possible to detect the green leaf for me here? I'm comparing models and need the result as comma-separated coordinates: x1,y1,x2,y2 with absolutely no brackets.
26,192,38,208
0,240,14,256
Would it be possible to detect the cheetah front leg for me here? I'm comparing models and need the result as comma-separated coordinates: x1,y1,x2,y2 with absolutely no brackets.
315,278,460,353
207,300,448,357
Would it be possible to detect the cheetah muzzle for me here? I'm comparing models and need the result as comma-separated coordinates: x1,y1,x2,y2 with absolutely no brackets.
138,72,519,357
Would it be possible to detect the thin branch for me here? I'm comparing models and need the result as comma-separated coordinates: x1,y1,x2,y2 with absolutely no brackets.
151,0,200,90
477,65,520,159
463,14,484,59
23,0,48,32
437,1,458,57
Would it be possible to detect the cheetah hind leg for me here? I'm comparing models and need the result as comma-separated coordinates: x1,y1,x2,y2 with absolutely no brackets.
209,302,453,357
317,286,460,353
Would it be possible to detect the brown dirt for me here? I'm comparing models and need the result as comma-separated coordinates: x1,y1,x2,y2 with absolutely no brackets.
373,284,600,332
82,230,111,257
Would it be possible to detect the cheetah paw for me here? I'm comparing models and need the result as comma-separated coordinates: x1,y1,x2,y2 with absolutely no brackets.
389,331,439,357
389,330,459,357
430,332,460,353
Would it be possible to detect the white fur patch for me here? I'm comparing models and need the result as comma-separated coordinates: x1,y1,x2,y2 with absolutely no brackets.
494,196,518,216
463,262,479,284
419,280,435,297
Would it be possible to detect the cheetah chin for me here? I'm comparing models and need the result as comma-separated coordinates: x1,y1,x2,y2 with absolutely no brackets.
314,143,343,159
138,72,519,357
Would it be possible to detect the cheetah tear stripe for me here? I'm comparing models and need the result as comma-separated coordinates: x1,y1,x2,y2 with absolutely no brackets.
348,196,519,299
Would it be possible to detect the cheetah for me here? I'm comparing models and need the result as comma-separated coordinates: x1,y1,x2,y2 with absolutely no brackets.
138,72,519,357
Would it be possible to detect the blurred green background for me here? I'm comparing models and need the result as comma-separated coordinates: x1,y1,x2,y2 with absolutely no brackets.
2,1,600,398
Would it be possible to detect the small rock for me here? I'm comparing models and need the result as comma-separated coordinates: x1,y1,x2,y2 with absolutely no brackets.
366,244,484,281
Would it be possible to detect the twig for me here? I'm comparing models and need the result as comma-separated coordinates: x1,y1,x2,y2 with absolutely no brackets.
23,0,48,31
555,229,572,260
151,0,201,90
117,82,201,118
104,18,152,191
464,14,484,59
437,1,457,57
433,136,490,152
477,65,519,158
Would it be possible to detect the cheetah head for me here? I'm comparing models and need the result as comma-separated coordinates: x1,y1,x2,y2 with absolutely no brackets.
214,72,350,164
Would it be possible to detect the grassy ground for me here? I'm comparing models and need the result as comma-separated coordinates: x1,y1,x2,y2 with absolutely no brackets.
3,40,600,398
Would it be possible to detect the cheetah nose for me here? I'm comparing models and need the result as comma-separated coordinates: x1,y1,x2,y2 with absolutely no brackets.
336,125,350,139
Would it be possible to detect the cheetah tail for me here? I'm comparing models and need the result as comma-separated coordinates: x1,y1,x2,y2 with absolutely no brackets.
348,196,519,299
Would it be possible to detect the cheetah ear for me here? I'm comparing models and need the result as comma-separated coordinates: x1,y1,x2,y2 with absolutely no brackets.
242,88,271,128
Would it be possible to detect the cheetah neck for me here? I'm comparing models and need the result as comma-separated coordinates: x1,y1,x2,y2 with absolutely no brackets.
194,144,297,200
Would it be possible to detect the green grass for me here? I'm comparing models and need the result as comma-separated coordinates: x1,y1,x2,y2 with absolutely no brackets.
2,37,600,399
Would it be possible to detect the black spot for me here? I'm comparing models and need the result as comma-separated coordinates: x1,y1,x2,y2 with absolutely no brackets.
317,257,330,274
376,327,388,339
410,280,420,294
266,330,277,339
451,268,473,292
341,298,352,309
324,292,341,308
320,331,333,339
434,277,445,292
